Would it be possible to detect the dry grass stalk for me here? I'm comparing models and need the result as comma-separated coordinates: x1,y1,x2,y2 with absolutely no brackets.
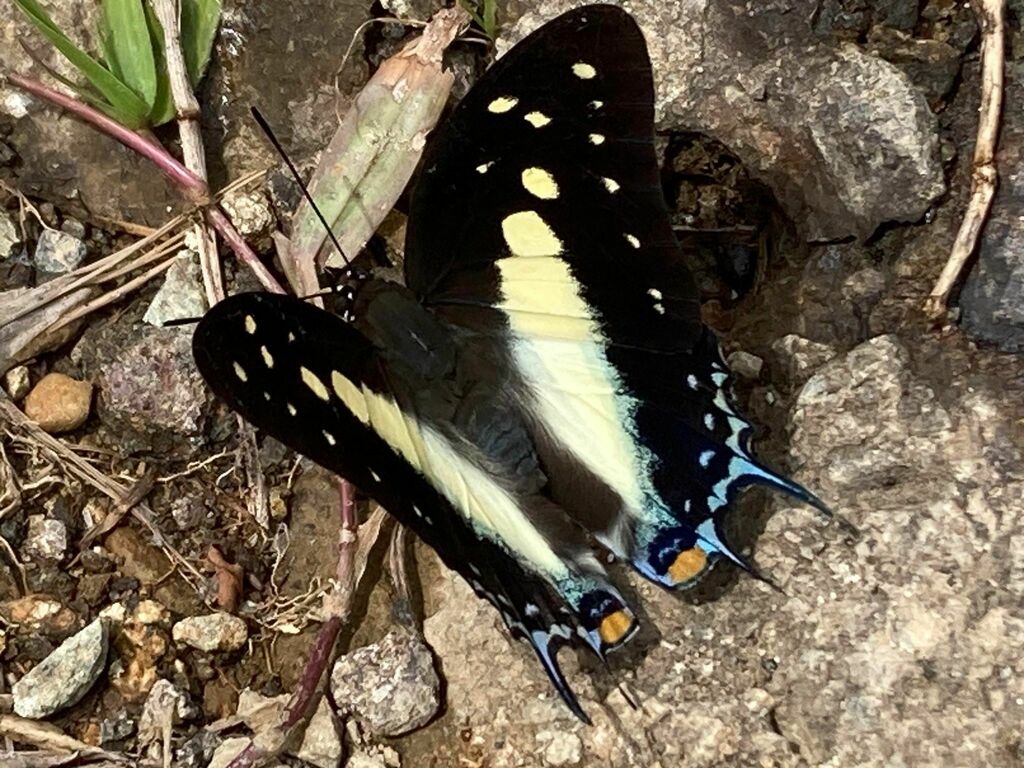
0,713,129,764
152,0,224,307
924,0,1006,321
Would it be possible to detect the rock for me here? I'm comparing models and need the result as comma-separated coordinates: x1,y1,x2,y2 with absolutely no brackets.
92,326,209,450
22,372,92,433
111,611,171,702
296,698,343,768
174,729,223,768
502,1,944,241
0,208,19,258
143,252,207,327
1,594,77,635
770,335,838,384
33,228,87,273
331,630,441,736
209,1,370,178
207,736,250,768
137,679,193,748
3,364,30,400
220,188,275,243
234,690,341,767
172,613,248,652
866,27,961,104
725,350,763,381
21,514,68,561
12,618,108,718
104,527,201,615
540,730,583,766
960,67,1024,351
99,711,136,744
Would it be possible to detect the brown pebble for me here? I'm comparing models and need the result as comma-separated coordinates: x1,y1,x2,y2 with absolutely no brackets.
23,372,92,433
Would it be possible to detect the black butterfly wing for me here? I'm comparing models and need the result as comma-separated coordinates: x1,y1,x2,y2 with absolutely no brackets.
405,5,826,589
193,292,637,720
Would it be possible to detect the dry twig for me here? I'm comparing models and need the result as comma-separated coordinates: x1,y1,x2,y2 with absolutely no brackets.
924,0,1006,321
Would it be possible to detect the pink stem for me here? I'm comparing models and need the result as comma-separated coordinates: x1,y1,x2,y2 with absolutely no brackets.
226,478,358,768
7,73,286,295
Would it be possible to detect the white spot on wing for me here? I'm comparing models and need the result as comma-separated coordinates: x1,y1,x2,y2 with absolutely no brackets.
572,62,597,79
476,162,493,174
521,167,559,200
287,403,297,416
331,371,370,424
699,450,714,468
244,316,256,334
260,346,274,368
589,100,604,109
601,177,620,193
589,133,605,145
687,374,699,390
653,303,665,314
704,413,715,431
233,362,247,382
648,288,663,300
371,470,381,482
300,367,329,401
501,211,563,257
323,430,336,446
487,96,518,113
625,234,640,248
524,111,551,128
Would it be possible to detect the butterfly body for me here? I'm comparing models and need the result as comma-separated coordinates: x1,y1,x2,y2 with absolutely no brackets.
194,4,826,721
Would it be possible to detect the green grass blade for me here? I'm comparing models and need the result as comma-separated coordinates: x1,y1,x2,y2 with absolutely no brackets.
13,0,151,127
102,0,157,108
181,0,222,84
142,3,176,126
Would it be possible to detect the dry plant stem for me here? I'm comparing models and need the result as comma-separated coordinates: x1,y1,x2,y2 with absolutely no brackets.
226,483,365,768
0,713,129,764
924,0,1005,321
5,73,285,295
387,523,415,624
152,0,224,306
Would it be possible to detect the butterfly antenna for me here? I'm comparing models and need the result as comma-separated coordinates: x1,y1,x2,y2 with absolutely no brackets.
249,106,351,268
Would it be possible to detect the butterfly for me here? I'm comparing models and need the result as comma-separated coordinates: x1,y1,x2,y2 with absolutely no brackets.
193,4,828,722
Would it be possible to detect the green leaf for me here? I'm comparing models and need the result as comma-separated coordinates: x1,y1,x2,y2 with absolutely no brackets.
101,0,158,108
142,4,177,126
13,0,151,127
180,0,222,84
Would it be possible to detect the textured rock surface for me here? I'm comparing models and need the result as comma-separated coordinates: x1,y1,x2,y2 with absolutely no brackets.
143,252,207,328
12,618,109,718
33,228,86,273
22,514,68,561
502,0,945,241
0,208,19,259
331,629,441,736
960,63,1024,352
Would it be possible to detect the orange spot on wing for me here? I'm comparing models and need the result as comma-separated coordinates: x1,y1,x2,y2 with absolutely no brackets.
668,547,709,584
598,609,636,646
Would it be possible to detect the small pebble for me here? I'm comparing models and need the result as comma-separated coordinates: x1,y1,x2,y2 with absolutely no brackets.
3,365,30,400
33,228,87,273
12,618,109,718
542,731,583,766
22,514,68,560
172,612,248,652
0,208,19,259
23,372,92,433
726,350,764,381
331,630,441,736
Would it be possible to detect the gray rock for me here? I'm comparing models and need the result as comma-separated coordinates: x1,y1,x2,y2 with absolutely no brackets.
770,334,838,384
137,679,193,748
220,188,275,243
22,515,68,561
92,326,209,449
296,698,342,768
12,618,109,718
502,1,945,241
60,216,87,240
0,208,19,259
726,350,763,381
143,252,207,327
3,364,30,400
961,68,1024,351
207,736,250,768
33,228,86,273
540,730,583,766
172,613,248,652
866,27,962,104
331,630,441,736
